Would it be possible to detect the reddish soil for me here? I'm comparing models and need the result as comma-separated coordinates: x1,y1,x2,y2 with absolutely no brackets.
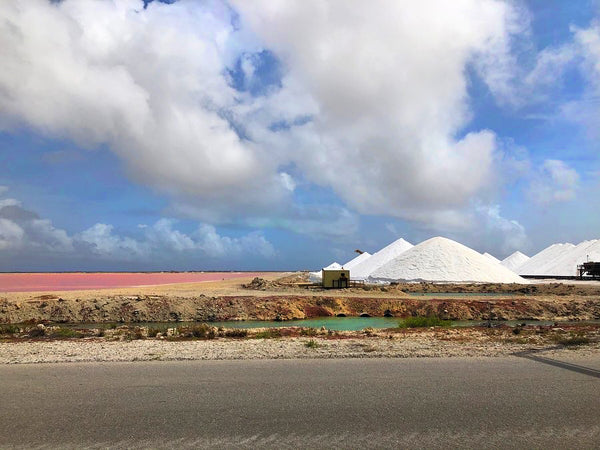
0,272,266,292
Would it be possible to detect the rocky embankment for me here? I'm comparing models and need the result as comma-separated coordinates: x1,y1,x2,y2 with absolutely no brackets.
1,291,599,324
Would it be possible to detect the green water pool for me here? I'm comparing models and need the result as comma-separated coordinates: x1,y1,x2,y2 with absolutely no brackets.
62,317,600,332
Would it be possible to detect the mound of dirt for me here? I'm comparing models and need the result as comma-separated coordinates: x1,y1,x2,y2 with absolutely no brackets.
242,277,283,290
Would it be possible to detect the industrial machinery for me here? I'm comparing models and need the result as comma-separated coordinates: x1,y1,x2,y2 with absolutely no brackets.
577,261,600,279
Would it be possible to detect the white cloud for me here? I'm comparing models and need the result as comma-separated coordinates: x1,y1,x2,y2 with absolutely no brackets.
475,204,528,255
234,0,525,220
561,21,600,138
77,223,147,260
528,159,580,204
0,192,275,262
0,0,529,229
0,218,24,250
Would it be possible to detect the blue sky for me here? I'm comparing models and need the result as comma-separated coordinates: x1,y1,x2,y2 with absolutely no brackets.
1,0,599,271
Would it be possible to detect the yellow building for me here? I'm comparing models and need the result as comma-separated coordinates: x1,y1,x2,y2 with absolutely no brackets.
321,269,350,288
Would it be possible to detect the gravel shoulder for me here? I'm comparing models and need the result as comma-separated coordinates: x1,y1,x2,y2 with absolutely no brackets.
2,329,598,364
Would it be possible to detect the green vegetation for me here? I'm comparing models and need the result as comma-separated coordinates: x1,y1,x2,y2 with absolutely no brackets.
253,329,282,339
147,327,161,338
176,324,216,339
221,328,248,338
50,327,82,338
300,327,318,336
554,333,591,347
0,324,20,335
304,339,320,349
398,316,451,328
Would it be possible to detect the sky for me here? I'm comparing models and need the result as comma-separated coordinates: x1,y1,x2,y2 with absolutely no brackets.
1,0,599,271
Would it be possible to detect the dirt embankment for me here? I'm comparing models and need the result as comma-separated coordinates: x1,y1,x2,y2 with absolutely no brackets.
2,274,600,324
1,291,600,324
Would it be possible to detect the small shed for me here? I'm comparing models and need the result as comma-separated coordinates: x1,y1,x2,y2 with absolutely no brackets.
322,268,350,288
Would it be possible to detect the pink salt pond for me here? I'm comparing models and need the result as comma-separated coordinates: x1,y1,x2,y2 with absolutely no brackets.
0,272,265,292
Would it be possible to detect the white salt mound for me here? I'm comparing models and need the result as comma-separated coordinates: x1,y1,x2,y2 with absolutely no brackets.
518,243,575,276
350,238,413,280
308,262,342,282
343,252,371,269
501,251,530,273
369,236,527,283
483,252,500,263
536,239,600,276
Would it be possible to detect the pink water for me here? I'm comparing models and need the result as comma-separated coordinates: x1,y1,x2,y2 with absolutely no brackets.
0,272,265,292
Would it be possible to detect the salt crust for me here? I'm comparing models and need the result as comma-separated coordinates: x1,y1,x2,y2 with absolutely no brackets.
350,238,414,280
369,237,527,283
501,251,530,273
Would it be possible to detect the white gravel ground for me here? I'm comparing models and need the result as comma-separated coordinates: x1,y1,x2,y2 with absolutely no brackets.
1,337,596,364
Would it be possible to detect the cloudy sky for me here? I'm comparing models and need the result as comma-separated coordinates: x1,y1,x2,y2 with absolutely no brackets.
1,0,599,271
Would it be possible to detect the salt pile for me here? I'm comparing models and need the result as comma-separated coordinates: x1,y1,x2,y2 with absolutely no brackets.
369,236,527,283
517,243,575,276
501,251,530,273
343,252,371,269
535,239,600,276
350,238,413,280
483,252,500,263
308,262,342,282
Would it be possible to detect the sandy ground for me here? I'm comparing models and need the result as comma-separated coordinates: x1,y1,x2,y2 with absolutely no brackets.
0,272,289,301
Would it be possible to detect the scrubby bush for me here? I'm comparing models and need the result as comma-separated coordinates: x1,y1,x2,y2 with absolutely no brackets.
222,328,248,338
0,324,19,335
50,327,82,338
300,328,318,337
398,316,451,328
147,327,161,338
304,339,320,349
554,333,591,347
176,324,216,339
253,329,282,339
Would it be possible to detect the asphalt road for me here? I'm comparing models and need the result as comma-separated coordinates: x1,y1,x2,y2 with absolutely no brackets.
1,354,599,449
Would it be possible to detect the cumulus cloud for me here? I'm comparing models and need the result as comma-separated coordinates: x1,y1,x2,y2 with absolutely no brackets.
521,20,600,137
561,21,600,138
528,159,580,204
0,191,275,264
234,0,526,218
0,0,529,230
474,204,528,255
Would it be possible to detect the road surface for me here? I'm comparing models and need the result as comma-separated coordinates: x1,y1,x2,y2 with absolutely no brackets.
1,354,599,448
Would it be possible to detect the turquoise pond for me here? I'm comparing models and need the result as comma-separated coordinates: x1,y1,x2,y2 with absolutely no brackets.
61,317,600,332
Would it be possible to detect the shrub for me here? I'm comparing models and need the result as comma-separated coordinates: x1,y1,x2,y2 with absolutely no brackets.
147,327,161,338
398,316,451,328
50,327,82,338
254,329,282,339
300,328,318,336
177,324,216,339
304,339,320,349
0,324,19,335
554,333,591,347
223,328,248,338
